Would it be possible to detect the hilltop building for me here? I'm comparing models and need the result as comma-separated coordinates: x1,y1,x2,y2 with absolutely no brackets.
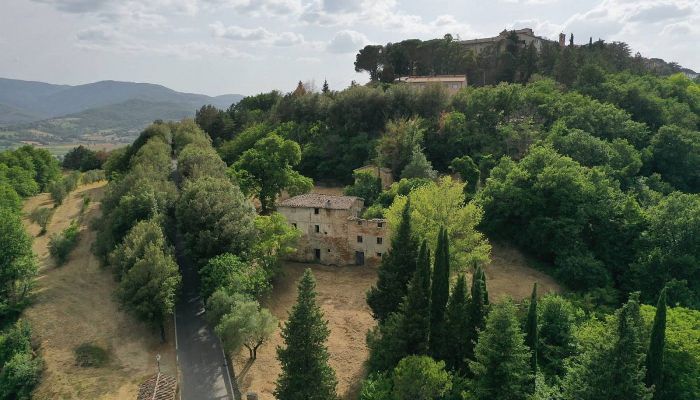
396,75,468,93
459,28,561,54
277,194,389,266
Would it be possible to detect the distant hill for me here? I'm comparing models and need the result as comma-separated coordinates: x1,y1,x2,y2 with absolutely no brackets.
0,77,244,147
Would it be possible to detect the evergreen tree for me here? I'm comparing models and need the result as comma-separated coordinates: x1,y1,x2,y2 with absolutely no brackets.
645,287,667,397
466,264,489,363
429,227,450,359
444,274,471,374
322,79,330,94
275,269,338,400
525,283,538,377
471,300,533,400
367,200,419,322
402,241,432,356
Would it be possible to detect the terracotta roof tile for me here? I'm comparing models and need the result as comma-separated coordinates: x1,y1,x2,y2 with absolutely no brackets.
277,194,361,210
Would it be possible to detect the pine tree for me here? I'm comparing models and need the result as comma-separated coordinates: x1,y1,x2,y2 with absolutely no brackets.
525,283,538,377
466,264,488,363
401,241,432,356
322,79,330,93
444,274,471,374
275,269,338,400
429,227,450,359
367,200,419,322
645,287,667,397
471,300,533,400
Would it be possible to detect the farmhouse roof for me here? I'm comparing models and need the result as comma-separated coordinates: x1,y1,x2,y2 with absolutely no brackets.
136,373,177,400
354,165,392,173
277,194,360,210
397,75,467,83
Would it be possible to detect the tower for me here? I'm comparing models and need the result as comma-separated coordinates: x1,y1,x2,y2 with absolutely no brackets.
559,33,566,48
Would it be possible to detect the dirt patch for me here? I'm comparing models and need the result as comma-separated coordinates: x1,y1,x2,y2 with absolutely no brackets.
233,262,377,400
483,242,562,301
21,182,177,400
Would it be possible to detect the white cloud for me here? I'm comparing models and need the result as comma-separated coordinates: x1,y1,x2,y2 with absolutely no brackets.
210,21,307,47
327,30,368,53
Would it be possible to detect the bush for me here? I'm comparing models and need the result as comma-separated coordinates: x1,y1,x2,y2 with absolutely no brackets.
79,196,91,215
48,220,80,265
29,207,54,235
48,180,67,205
74,343,109,367
0,352,42,400
80,169,105,184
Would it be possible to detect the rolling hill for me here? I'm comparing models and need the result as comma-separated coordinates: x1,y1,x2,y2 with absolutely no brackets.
0,77,243,148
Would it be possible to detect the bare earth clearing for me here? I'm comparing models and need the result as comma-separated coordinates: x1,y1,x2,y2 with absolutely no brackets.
22,182,176,400
233,244,561,400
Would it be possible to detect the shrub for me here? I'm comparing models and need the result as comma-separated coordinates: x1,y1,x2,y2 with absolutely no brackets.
48,220,80,265
29,207,54,235
0,352,42,400
74,343,109,367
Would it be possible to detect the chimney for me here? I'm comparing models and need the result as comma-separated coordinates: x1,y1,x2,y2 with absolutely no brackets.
559,33,566,48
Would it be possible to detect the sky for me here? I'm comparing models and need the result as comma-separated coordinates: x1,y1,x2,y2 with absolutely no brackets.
1,0,698,96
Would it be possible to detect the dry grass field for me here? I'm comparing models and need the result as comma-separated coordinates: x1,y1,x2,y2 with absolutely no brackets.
232,243,561,400
21,182,176,400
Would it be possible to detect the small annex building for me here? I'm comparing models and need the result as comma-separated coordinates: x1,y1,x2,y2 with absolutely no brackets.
397,75,467,93
277,193,389,266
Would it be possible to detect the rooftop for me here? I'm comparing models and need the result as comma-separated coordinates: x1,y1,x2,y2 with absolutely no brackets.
136,373,177,400
398,75,467,83
277,193,361,210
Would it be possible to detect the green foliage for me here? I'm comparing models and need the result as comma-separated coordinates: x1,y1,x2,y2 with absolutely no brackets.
366,200,419,322
400,147,437,180
444,274,471,374
471,300,533,400
376,118,426,178
387,176,491,269
250,212,300,281
359,373,392,400
645,288,666,397
402,242,431,356
0,184,21,212
537,294,579,379
215,298,277,359
74,343,109,367
450,155,480,199
648,125,700,193
525,283,538,377
200,253,269,300
0,320,42,400
391,355,452,400
466,265,489,364
116,243,181,341
109,219,168,280
62,145,105,171
232,133,313,213
344,171,381,206
275,269,338,400
48,220,80,265
177,143,228,182
48,179,67,205
29,207,53,235
176,177,256,265
0,208,37,315
0,145,60,195
429,228,450,360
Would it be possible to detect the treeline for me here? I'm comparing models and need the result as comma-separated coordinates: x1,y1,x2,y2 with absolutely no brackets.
354,32,693,87
94,123,180,341
360,203,700,400
0,146,56,398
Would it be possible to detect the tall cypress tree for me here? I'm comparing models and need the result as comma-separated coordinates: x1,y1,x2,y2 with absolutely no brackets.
429,227,450,359
471,300,533,400
367,200,419,322
525,283,538,377
466,264,489,363
444,274,471,374
275,269,338,400
401,240,432,356
645,287,667,397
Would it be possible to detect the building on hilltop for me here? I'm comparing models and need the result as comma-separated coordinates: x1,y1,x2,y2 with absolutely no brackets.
459,28,560,55
277,193,389,266
396,75,468,93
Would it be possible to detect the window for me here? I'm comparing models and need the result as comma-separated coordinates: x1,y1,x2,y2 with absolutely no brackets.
314,249,321,260
377,252,383,257
357,220,362,225
377,237,383,244
315,225,320,233
327,249,331,252
357,235,363,243
292,223,297,229
377,222,383,228
314,208,319,214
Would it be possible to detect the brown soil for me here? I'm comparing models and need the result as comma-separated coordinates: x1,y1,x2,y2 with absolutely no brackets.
21,182,176,400
232,243,560,399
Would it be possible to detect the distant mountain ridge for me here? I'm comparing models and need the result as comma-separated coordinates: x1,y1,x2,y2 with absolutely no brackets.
0,77,244,147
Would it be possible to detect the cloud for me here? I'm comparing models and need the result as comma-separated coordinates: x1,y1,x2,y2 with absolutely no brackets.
327,30,368,53
32,0,111,13
202,0,302,16
210,21,306,47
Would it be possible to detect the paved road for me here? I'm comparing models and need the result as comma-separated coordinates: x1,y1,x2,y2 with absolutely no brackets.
171,156,235,400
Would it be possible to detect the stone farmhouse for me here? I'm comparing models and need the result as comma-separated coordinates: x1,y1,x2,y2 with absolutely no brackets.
277,193,389,266
396,75,468,93
459,28,556,54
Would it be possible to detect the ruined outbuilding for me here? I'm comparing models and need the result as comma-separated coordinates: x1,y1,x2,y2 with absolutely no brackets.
277,194,389,266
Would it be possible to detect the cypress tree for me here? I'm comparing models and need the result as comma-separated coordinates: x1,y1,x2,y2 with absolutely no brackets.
401,240,432,356
444,274,471,374
275,269,338,400
525,283,538,376
466,264,488,363
367,200,419,322
429,227,450,359
645,287,667,396
471,300,533,400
